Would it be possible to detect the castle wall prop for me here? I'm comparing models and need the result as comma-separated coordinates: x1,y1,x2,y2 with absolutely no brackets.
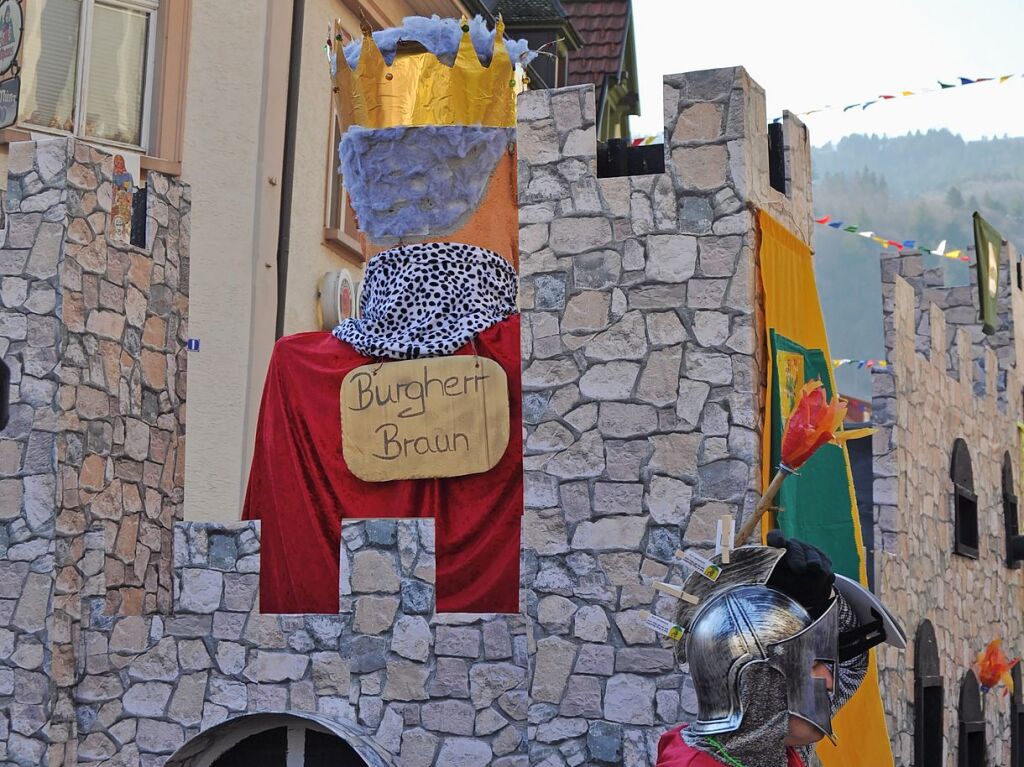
872,244,1024,767
0,67,818,766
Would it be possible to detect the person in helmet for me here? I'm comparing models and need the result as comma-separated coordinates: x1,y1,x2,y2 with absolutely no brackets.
656,532,904,767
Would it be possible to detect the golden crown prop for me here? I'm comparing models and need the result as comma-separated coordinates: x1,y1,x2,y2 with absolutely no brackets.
329,16,517,132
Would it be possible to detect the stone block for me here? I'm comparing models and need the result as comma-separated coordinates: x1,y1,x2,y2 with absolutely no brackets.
587,720,623,763
391,615,431,662
427,656,470,698
570,517,646,551
603,674,655,725
686,349,732,384
421,700,476,735
123,682,172,716
671,102,724,143
672,144,728,191
647,476,693,526
597,403,657,438
383,660,429,701
636,346,683,406
645,235,697,283
435,626,481,658
530,637,576,704
572,605,610,643
549,217,612,255
538,594,577,633
436,737,493,767
544,430,605,478
350,550,400,593
136,719,184,754
353,595,399,635
562,290,610,333
580,362,640,400
583,310,647,361
177,569,222,613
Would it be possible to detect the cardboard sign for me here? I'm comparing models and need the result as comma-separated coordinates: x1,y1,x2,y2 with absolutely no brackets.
675,548,722,582
640,611,684,641
340,355,510,482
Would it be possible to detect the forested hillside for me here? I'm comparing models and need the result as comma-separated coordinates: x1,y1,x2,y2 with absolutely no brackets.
810,130,1024,399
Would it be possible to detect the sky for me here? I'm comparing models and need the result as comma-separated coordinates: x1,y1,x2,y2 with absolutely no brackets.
628,0,1024,147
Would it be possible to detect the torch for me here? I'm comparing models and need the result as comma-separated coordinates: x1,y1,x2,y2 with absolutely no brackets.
976,638,1020,695
736,380,872,545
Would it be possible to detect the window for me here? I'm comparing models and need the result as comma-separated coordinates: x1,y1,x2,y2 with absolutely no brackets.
951,438,979,559
958,671,986,767
914,620,944,767
323,107,363,261
1004,453,1021,569
18,0,158,149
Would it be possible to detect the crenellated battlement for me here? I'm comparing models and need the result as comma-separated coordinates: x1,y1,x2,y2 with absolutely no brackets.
876,245,1018,406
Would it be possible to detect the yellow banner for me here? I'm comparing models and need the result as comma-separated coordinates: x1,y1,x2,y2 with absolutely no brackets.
758,210,894,767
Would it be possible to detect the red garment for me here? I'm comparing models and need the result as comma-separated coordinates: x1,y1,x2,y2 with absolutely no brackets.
242,318,522,614
656,726,805,767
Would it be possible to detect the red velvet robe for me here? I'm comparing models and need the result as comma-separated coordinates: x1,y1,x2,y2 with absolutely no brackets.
242,317,522,614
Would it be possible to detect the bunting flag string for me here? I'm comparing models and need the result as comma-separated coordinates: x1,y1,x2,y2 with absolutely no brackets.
629,135,659,147
813,215,970,262
772,71,1021,123
832,358,889,370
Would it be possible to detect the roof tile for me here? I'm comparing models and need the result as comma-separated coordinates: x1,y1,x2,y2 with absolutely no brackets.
561,0,630,87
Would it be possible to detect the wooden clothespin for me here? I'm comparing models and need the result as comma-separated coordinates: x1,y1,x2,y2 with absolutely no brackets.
653,581,699,605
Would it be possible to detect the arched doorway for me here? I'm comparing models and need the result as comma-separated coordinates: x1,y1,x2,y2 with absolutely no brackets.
914,620,943,766
958,670,986,767
164,713,398,767
1012,664,1023,767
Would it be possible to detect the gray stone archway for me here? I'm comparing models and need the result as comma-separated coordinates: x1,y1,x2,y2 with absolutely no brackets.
163,712,397,767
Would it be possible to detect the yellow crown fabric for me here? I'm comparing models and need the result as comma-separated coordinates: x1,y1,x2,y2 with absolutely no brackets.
332,20,517,131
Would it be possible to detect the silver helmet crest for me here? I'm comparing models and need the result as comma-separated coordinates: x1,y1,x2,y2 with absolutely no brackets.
686,584,839,739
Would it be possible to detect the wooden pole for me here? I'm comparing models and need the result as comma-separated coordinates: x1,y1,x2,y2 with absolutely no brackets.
735,468,789,545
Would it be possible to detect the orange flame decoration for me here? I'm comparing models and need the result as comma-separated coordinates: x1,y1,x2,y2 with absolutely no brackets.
779,381,872,470
976,638,1020,695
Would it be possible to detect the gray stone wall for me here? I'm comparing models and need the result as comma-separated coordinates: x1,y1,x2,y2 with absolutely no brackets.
0,69,817,767
872,246,1024,766
516,70,812,766
0,137,189,767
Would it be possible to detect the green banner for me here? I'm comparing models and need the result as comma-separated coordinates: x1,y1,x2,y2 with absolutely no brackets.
973,211,1002,335
769,330,860,580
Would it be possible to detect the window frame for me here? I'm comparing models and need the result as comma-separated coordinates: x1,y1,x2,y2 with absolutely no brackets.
322,104,364,265
1004,452,1022,570
951,438,979,559
18,0,160,153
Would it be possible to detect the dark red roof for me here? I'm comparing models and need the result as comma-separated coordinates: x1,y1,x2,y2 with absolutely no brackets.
562,1,630,88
